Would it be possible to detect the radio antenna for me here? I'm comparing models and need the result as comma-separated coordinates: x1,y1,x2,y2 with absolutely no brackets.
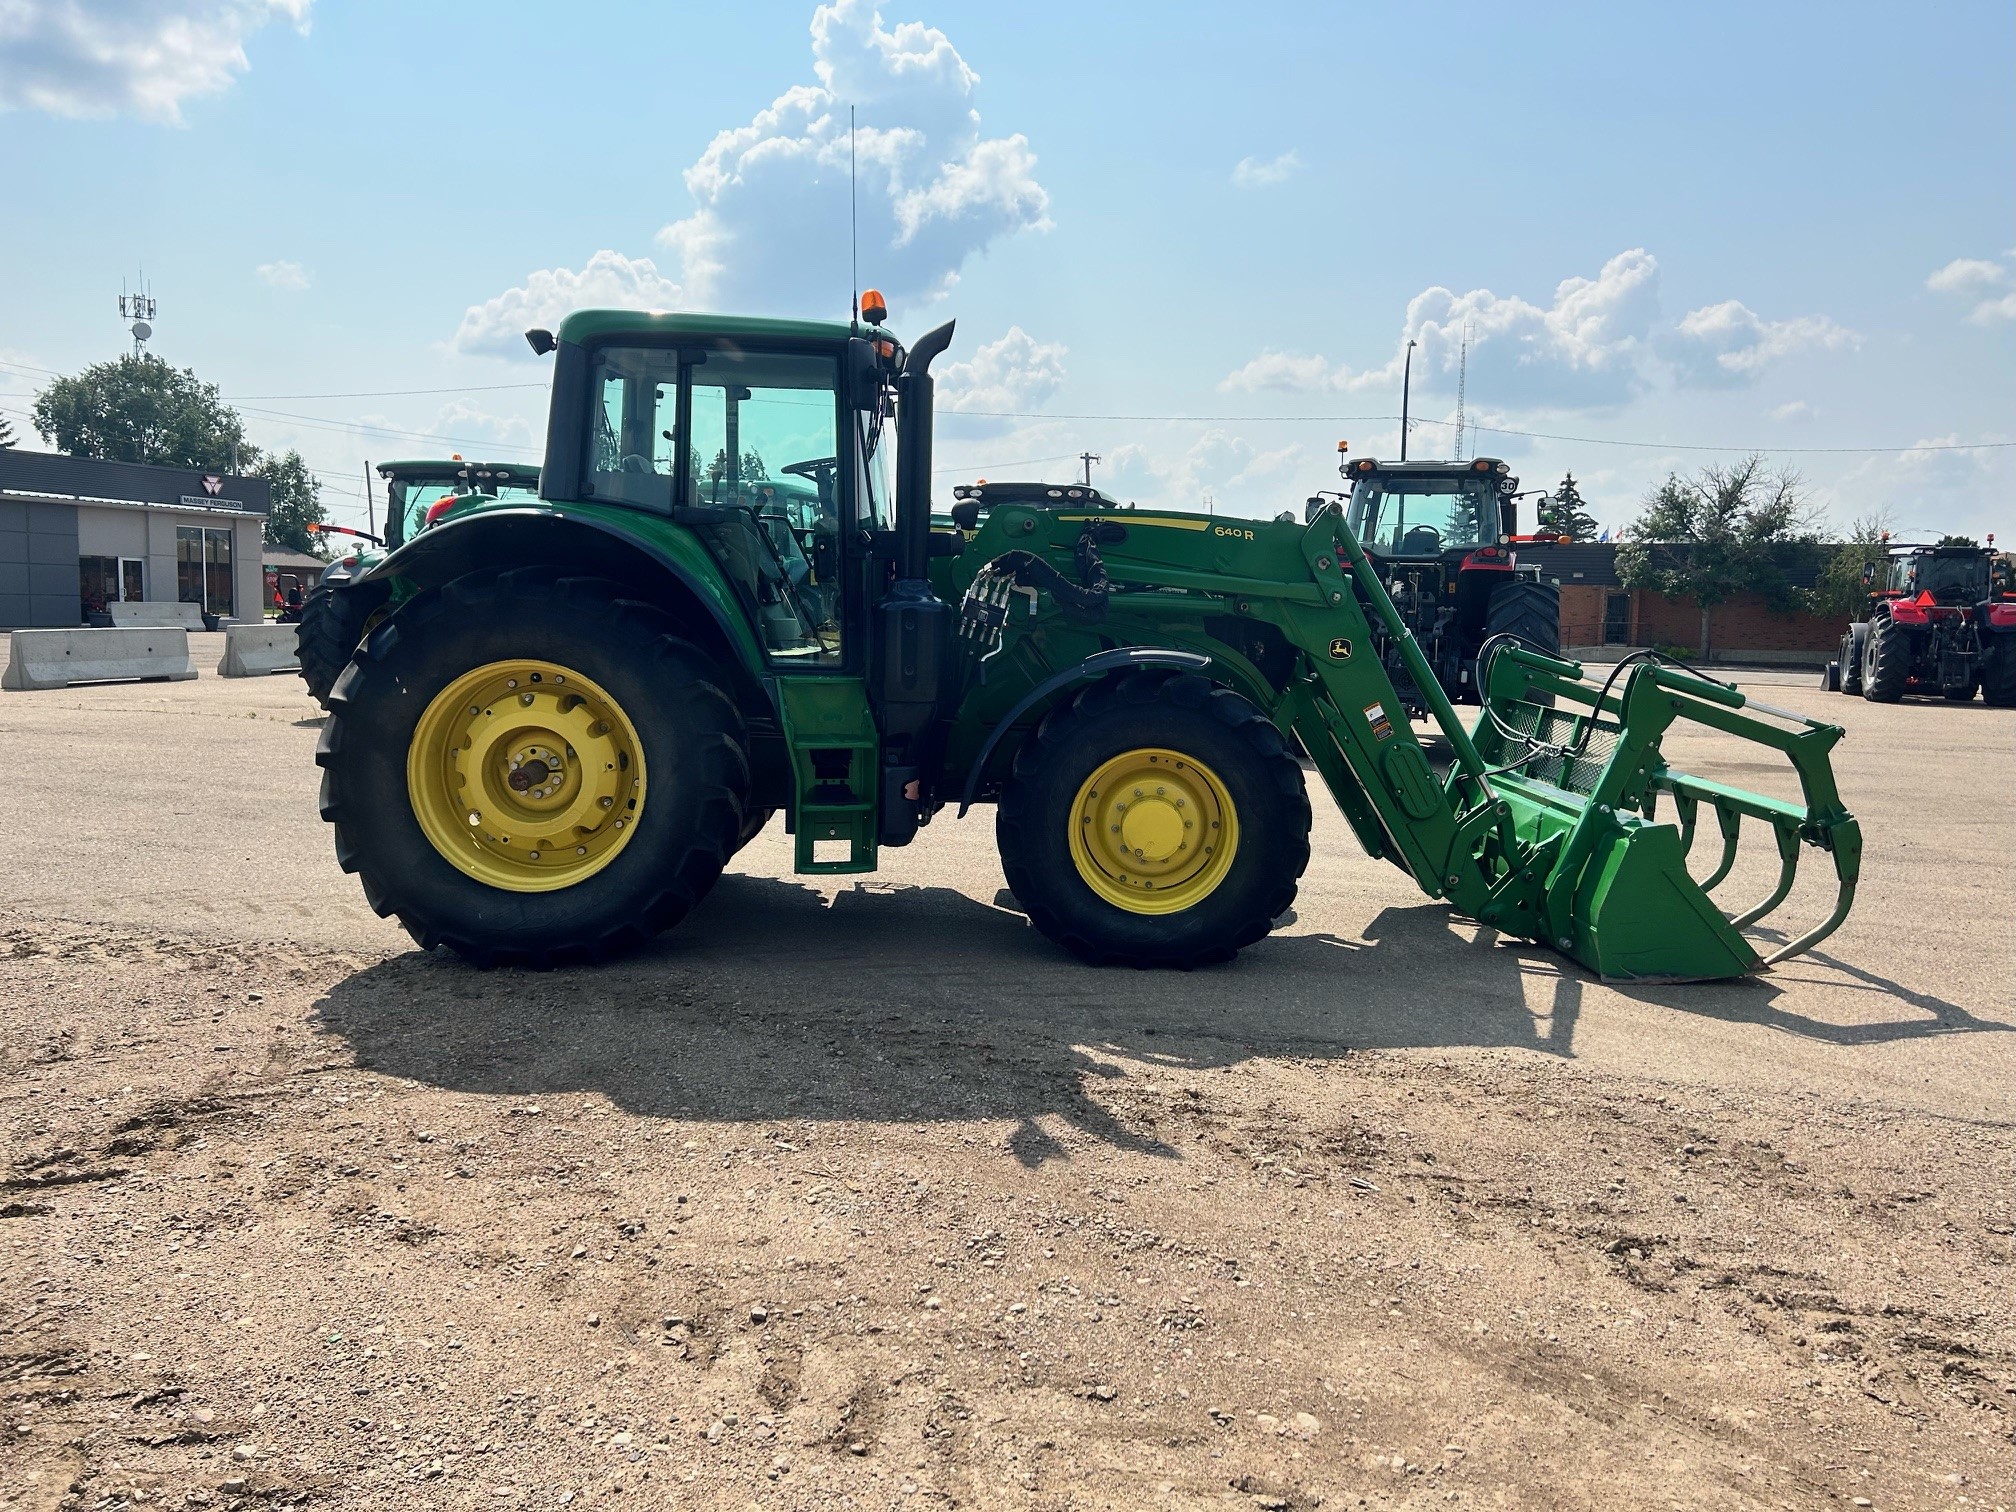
849,105,859,324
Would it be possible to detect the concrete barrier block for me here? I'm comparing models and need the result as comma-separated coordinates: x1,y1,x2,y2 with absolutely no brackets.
3,628,198,690
220,623,303,677
107,601,207,631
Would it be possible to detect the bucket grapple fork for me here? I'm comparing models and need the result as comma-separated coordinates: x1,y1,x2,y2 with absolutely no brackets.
1470,645,1862,977
1279,510,1861,982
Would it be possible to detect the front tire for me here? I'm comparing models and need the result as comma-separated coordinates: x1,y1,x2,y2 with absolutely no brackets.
297,582,377,707
997,672,1311,968
1839,625,1866,695
316,569,751,966
1861,616,1911,702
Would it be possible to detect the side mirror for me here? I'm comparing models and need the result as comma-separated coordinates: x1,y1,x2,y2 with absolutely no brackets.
1860,562,1877,587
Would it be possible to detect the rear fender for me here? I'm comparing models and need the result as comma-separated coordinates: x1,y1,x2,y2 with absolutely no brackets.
356,506,771,718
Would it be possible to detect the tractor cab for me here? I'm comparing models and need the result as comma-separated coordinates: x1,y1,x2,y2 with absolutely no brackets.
380,459,543,550
1867,543,1993,607
1341,456,1517,562
1326,454,1551,706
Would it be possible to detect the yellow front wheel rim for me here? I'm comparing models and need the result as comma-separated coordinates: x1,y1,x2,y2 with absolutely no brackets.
1067,747,1238,915
407,659,646,893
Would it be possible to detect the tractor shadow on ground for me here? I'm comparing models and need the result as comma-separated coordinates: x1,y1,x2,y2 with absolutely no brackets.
304,864,1990,1165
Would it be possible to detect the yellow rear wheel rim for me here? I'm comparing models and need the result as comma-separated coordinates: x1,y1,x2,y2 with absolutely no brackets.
1067,747,1238,915
407,659,646,893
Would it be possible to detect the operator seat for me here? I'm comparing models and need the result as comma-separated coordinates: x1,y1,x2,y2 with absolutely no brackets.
1398,525,1444,555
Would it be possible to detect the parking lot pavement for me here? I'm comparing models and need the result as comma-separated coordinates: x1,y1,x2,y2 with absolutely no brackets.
3,642,2011,1509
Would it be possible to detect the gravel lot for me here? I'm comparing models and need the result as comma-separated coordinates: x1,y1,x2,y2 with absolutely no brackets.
3,634,2011,1511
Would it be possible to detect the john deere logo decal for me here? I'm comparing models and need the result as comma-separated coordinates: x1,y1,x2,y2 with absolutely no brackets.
1328,637,1353,660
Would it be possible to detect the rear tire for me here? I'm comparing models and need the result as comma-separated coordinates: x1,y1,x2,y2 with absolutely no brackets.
1981,637,2016,707
297,582,377,707
316,568,751,967
997,671,1311,968
1484,578,1561,655
1861,616,1911,702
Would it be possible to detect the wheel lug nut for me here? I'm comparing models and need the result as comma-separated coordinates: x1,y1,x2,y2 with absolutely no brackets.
521,692,535,706
467,811,481,826
600,797,614,809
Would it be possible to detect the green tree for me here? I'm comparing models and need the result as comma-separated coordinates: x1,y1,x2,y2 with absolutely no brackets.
0,413,16,447
1616,455,1825,659
1935,534,1980,549
247,450,327,556
1538,472,1600,539
1811,513,1892,623
31,355,253,469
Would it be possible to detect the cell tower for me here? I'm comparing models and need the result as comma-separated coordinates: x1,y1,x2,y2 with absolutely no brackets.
118,276,158,359
1452,318,1470,462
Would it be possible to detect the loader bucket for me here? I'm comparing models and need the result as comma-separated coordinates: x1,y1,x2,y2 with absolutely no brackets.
1471,646,1861,981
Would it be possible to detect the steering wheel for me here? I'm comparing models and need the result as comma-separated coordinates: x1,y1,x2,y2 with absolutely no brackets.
783,457,838,481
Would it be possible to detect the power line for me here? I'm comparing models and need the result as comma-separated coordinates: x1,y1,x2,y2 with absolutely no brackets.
5,358,2009,456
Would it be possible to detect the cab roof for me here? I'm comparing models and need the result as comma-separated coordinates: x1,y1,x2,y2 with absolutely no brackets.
377,459,541,482
554,309,892,349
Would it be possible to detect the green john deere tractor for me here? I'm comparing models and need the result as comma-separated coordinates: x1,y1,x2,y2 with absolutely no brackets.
313,304,1861,980
297,459,543,704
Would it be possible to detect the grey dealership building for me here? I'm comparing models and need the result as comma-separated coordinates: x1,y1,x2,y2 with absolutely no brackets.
0,448,271,629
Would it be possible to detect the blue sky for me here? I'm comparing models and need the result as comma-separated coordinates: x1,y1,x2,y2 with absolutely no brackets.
2,0,2011,539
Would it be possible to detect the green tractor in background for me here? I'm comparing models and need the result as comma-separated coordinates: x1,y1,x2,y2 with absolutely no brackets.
311,301,1860,981
297,459,542,704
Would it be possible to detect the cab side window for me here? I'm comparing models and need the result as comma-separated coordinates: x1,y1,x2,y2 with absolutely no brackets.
587,349,678,508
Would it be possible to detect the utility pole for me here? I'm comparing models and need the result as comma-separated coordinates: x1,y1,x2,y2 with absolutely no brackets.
363,461,375,540
1399,339,1416,462
1078,451,1100,488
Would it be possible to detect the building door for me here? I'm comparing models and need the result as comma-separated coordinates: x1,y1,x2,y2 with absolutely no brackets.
176,527,234,616
119,558,145,602
1603,592,1631,645
80,555,118,619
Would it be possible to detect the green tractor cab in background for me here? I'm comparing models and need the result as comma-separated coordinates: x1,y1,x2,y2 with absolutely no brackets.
298,459,542,705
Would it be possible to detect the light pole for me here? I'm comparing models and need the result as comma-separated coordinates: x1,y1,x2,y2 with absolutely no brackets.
1399,339,1416,462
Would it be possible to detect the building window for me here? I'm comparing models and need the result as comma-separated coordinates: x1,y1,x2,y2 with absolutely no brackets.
176,526,234,615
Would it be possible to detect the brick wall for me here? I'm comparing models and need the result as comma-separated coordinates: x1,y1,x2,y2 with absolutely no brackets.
1559,585,1608,647
1630,590,1840,654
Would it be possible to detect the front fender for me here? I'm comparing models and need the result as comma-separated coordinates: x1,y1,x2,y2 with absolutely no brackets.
956,647,1213,816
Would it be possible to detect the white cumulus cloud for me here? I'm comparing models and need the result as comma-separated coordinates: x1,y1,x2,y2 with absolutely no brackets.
256,259,309,290
1925,258,2006,295
463,0,1048,354
1925,254,2016,323
658,0,1049,313
1967,290,2016,324
0,0,310,123
937,326,1066,414
454,250,685,358
1664,299,1857,387
1223,249,1855,410
1232,150,1300,188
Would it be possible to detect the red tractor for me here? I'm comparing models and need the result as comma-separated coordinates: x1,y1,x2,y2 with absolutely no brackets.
1828,537,2016,705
